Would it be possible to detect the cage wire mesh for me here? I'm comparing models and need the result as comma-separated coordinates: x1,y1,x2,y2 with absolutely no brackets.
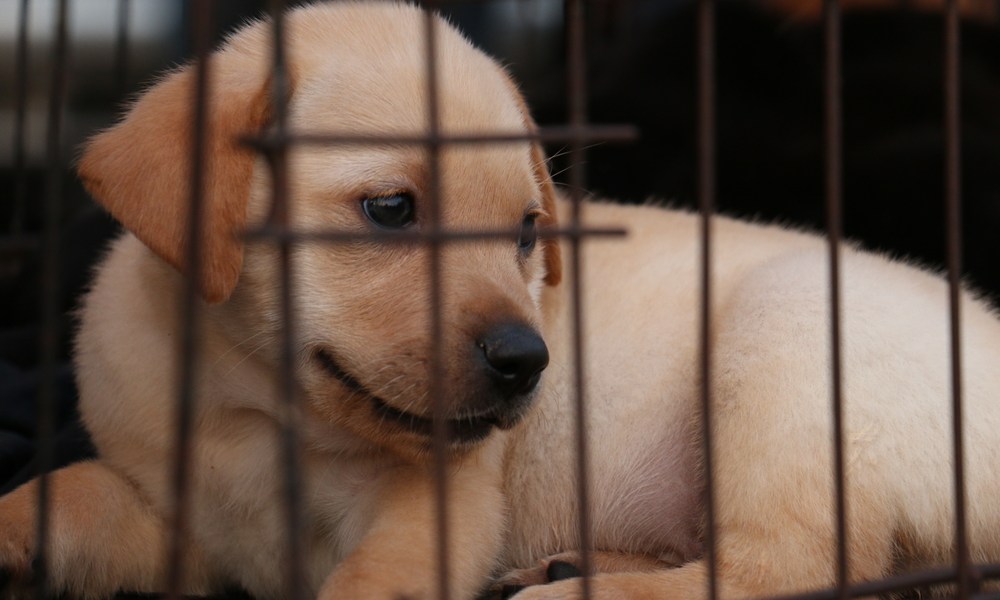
3,0,1000,599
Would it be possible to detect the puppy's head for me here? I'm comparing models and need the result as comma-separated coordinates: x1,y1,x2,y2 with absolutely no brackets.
78,3,561,461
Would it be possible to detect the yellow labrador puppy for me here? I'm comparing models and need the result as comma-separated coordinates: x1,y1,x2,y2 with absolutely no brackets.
2,3,1000,600
1,4,551,598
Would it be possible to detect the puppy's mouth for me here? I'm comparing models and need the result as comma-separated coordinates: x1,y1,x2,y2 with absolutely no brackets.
314,348,503,445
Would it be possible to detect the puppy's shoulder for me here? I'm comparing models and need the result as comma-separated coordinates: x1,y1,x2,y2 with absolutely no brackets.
81,233,181,327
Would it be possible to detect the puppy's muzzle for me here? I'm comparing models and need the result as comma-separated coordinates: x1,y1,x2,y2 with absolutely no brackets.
479,323,548,401
314,323,547,447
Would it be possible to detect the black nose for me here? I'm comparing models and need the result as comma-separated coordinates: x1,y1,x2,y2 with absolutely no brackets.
479,324,549,398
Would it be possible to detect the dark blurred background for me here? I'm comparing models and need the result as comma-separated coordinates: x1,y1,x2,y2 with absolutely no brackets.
2,0,999,597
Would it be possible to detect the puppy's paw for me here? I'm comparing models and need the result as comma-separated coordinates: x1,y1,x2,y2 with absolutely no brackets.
491,577,585,600
0,527,34,580
495,557,581,588
494,574,664,600
0,499,39,599
483,554,584,600
0,464,172,599
485,551,683,600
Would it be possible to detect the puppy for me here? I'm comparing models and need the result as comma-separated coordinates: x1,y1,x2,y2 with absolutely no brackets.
1,4,557,599
3,3,1000,600
499,198,1000,598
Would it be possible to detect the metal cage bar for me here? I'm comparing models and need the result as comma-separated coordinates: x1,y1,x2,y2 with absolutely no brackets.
12,0,30,235
241,126,637,150
419,5,456,600
944,0,971,597
263,1,308,598
822,1,849,599
35,1,70,598
165,2,214,598
696,2,719,600
115,0,132,97
564,0,594,598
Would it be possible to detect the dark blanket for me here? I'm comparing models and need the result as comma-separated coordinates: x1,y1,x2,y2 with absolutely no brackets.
0,361,95,497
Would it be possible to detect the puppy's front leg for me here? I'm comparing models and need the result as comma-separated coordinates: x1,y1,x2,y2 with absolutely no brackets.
319,440,506,600
0,461,206,598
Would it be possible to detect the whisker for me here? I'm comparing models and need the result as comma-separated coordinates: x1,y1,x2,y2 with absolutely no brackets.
212,329,271,368
222,337,275,377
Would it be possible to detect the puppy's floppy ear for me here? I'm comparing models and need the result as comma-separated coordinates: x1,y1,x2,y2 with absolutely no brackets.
78,23,276,304
529,142,563,287
501,74,562,287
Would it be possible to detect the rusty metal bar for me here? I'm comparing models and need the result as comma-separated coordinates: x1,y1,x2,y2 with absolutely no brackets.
262,1,307,598
35,1,70,597
943,0,970,598
243,225,627,245
421,5,453,600
696,1,718,600
12,0,30,235
115,0,132,97
822,1,848,598
564,0,593,597
984,564,1000,577
241,125,638,150
165,2,213,598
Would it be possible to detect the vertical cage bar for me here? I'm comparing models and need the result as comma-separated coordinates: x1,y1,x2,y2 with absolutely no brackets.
35,0,70,597
115,0,132,97
565,0,593,596
265,2,306,598
421,6,452,600
165,2,213,597
822,1,849,598
12,0,30,234
943,0,970,598
696,1,718,600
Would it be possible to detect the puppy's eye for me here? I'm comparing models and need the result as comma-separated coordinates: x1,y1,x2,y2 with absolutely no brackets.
361,194,415,229
518,214,538,255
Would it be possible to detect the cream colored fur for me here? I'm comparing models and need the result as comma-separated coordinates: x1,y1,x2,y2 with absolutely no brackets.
500,202,1000,599
1,3,999,600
